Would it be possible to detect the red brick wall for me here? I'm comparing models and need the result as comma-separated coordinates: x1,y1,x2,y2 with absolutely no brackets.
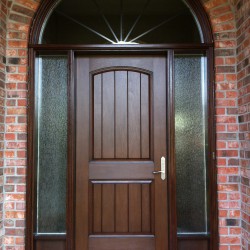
0,0,7,248
3,1,39,249
236,0,250,249
203,1,242,249
0,0,248,249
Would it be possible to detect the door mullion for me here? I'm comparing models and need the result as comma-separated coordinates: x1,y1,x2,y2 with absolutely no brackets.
167,50,178,250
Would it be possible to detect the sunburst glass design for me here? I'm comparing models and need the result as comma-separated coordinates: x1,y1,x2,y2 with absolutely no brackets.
56,0,180,44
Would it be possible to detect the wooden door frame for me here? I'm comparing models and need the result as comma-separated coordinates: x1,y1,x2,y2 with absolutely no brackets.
27,0,217,248
27,45,217,250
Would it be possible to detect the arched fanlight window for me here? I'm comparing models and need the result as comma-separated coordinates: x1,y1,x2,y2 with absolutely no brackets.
40,0,203,44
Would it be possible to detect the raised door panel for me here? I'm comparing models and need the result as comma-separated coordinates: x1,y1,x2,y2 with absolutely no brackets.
93,69,151,160
90,181,153,234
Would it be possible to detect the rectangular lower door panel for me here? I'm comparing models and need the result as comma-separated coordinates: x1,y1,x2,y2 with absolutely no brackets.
90,181,153,234
89,236,155,250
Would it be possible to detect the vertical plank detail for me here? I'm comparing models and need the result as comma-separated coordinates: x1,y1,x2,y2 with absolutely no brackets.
141,74,150,158
129,184,142,232
128,72,141,158
93,70,150,160
93,75,102,158
102,72,115,158
115,71,128,158
102,184,115,232
142,184,151,233
92,182,152,234
115,184,129,233
93,184,102,233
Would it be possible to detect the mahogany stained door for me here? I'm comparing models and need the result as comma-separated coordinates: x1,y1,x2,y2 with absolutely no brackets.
75,55,168,250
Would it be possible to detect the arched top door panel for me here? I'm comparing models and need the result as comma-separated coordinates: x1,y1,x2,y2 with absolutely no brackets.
29,0,213,44
91,67,152,160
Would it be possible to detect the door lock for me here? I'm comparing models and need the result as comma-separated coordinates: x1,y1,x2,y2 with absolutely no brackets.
153,157,166,180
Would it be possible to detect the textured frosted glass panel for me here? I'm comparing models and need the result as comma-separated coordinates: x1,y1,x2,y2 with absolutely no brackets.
175,55,208,234
36,56,67,233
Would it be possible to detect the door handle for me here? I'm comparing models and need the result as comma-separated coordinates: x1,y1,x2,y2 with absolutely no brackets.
153,157,166,180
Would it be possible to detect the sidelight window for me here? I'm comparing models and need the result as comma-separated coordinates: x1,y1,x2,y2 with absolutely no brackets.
35,55,68,234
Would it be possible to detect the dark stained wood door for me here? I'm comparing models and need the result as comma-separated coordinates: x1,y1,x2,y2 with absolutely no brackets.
75,55,168,250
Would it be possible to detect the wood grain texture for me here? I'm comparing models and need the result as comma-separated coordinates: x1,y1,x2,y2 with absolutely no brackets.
128,72,141,158
93,184,102,233
178,239,209,250
102,184,115,232
115,184,129,232
92,70,150,160
142,184,151,233
75,57,90,250
129,184,142,232
102,72,115,158
36,240,66,250
91,182,152,234
93,74,102,159
141,74,150,158
89,236,155,250
152,57,168,250
115,71,128,158
89,161,154,179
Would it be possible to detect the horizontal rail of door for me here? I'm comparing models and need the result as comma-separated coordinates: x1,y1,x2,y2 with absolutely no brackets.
89,235,155,250
89,161,154,179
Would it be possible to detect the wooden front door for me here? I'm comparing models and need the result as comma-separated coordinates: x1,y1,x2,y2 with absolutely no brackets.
75,55,168,250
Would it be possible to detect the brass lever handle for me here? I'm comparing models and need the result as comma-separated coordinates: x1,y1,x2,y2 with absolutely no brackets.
153,157,166,180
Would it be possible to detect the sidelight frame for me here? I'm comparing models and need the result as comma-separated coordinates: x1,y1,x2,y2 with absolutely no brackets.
27,0,217,249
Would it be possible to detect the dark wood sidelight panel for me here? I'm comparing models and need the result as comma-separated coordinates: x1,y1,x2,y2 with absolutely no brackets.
178,238,209,250
35,240,66,250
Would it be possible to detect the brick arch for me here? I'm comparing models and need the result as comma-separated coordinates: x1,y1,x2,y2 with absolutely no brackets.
2,0,244,249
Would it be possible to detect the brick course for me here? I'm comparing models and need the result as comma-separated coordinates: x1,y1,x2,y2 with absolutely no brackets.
0,0,7,249
235,0,250,249
204,1,243,249
3,1,39,249
0,0,249,249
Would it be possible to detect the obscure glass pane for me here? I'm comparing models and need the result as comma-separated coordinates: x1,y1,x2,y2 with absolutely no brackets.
36,55,68,233
175,55,208,234
41,0,201,44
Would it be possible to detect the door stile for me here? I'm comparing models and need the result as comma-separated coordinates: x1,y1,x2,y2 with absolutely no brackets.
66,50,75,250
167,50,178,250
207,47,218,250
75,57,90,250
26,47,35,250
153,57,168,250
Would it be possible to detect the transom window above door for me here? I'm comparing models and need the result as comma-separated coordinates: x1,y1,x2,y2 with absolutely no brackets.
41,0,202,44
